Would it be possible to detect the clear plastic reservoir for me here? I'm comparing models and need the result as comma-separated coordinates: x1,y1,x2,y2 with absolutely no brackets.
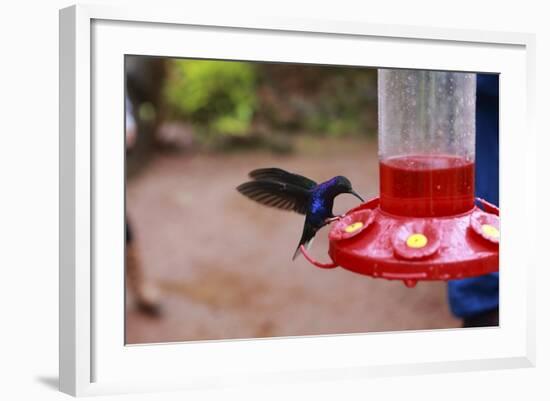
378,69,477,217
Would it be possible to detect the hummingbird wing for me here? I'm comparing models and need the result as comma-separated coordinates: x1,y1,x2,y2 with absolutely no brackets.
248,168,317,190
236,180,311,215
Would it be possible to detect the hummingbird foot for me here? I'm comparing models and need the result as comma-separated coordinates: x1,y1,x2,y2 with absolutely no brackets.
325,215,344,225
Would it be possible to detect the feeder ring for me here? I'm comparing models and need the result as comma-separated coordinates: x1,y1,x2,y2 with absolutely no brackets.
300,245,338,269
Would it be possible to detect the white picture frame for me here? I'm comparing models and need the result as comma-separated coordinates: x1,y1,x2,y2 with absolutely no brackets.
59,3,536,397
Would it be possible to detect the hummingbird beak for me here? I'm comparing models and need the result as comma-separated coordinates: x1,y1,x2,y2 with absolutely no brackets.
350,190,364,202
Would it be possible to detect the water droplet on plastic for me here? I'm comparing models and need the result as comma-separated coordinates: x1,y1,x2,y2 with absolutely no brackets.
404,279,418,288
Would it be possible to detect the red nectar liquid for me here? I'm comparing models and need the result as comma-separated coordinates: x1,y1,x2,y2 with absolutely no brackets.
379,154,475,217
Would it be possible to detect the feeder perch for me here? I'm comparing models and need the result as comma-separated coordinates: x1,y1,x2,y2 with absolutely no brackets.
301,69,499,287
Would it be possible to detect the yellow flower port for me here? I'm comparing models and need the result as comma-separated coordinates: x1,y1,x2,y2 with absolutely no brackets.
344,222,364,233
406,233,428,249
481,224,500,239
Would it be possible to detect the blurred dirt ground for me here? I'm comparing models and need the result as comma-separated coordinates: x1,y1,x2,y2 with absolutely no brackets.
125,137,460,344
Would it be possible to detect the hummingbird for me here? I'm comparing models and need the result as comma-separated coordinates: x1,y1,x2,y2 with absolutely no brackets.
237,168,364,260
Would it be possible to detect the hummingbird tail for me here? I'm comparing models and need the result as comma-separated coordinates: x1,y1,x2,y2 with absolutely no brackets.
292,246,302,261
292,226,316,261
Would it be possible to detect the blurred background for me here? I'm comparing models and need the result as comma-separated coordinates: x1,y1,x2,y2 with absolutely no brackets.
124,55,460,344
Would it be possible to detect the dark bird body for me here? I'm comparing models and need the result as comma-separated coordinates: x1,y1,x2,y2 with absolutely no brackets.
237,168,364,260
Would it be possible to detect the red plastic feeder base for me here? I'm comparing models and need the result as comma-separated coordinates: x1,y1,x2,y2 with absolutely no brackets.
302,197,499,287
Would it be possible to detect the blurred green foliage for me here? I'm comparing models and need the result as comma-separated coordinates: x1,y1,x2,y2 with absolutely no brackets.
165,60,257,137
162,59,377,149
254,64,377,138
304,71,377,137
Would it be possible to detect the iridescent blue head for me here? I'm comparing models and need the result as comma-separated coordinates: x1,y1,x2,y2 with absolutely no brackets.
327,176,364,202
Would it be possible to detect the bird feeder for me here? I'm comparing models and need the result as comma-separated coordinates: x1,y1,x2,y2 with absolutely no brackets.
301,69,499,287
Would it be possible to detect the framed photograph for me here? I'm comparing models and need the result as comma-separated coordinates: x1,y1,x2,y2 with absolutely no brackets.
59,4,536,396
